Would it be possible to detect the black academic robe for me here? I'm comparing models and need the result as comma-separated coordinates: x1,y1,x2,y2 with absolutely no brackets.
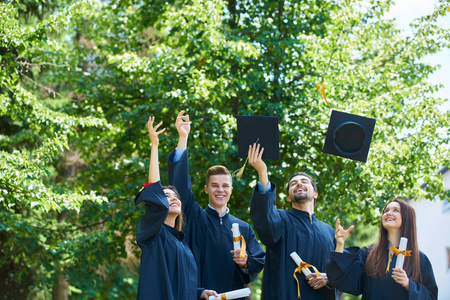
250,183,338,300
134,181,200,300
168,150,265,296
326,245,438,300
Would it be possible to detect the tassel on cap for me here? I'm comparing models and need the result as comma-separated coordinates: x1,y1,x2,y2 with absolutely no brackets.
232,138,259,179
316,82,330,107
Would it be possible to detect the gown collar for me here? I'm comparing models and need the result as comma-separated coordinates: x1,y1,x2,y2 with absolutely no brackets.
206,205,230,218
291,208,316,220
163,224,185,242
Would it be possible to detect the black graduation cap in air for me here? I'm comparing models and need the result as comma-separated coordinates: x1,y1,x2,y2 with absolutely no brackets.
322,110,376,163
236,115,280,160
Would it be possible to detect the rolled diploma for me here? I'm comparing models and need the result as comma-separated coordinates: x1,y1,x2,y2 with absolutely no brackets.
209,287,251,300
290,252,312,276
395,237,408,269
232,223,241,251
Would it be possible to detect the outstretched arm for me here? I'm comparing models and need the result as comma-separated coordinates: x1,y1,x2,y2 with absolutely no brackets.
133,117,168,243
168,110,200,222
175,110,190,150
147,116,166,183
249,143,284,247
334,219,354,253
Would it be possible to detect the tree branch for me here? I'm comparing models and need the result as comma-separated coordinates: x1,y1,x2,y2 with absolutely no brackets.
17,61,70,68
0,184,37,194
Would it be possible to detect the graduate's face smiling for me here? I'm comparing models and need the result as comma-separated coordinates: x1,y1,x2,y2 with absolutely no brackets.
164,189,181,216
204,174,233,210
382,202,402,231
287,175,317,204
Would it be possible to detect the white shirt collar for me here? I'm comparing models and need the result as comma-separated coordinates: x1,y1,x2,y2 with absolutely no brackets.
207,204,230,217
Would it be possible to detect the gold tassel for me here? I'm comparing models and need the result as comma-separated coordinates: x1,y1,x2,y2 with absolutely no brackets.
232,138,259,180
232,157,248,179
316,82,330,107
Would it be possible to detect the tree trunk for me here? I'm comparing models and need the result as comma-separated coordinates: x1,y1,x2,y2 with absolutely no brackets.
52,150,81,299
52,274,69,300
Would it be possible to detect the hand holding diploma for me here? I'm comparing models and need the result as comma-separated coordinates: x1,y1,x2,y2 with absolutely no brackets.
231,223,248,268
386,237,411,273
291,252,328,297
230,248,248,268
290,252,312,276
208,288,251,300
392,268,409,290
305,272,329,290
390,237,411,291
201,289,219,299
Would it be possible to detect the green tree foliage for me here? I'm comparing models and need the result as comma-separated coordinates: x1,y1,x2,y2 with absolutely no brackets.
1,0,449,298
1,1,116,298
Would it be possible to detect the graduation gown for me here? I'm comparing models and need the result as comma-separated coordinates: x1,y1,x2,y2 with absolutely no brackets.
134,181,200,300
326,245,438,300
250,183,338,300
168,150,265,296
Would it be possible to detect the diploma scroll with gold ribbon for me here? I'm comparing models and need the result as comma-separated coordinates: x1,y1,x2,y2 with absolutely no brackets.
290,252,322,299
386,237,411,273
232,223,246,259
290,252,311,276
395,237,408,269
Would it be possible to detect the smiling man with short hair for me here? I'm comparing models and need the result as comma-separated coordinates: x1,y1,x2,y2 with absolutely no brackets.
167,111,265,298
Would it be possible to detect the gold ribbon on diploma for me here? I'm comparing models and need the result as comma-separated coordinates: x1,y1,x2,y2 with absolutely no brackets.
386,247,412,273
293,262,322,299
232,235,247,259
220,294,227,300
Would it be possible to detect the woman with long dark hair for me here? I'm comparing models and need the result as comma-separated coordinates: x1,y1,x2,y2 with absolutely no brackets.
134,116,218,299
326,198,438,299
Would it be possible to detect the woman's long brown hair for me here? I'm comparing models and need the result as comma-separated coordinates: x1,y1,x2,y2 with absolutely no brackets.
162,185,184,232
365,198,422,282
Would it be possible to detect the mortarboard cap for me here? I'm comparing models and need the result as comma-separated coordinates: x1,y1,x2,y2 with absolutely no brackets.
236,115,280,160
322,110,376,163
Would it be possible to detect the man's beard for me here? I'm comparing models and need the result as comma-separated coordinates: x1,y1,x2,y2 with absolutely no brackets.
291,192,311,204
292,192,314,204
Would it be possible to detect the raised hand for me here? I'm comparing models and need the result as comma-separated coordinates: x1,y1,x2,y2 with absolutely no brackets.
248,143,269,188
147,116,165,183
175,110,190,149
334,219,354,252
147,116,166,145
248,143,267,174
175,110,190,138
